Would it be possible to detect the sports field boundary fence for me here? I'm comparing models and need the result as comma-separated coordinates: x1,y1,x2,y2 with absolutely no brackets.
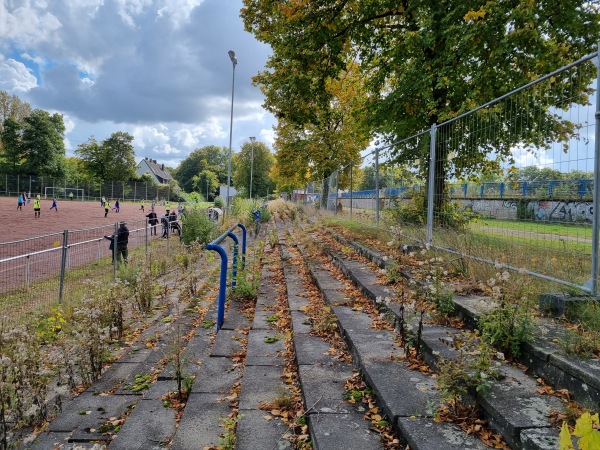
293,46,600,295
0,218,183,328
0,177,175,203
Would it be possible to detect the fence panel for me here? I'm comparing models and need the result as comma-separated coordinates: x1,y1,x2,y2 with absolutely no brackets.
300,51,598,292
0,218,180,327
430,55,597,289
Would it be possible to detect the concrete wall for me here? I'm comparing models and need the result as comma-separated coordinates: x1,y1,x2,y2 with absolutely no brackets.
339,196,594,223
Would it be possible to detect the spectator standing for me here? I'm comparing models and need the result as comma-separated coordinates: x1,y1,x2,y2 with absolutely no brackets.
146,209,158,235
104,222,129,264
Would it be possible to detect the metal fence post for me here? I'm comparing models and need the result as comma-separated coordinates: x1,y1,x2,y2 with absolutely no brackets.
58,229,69,304
145,218,149,257
113,222,118,280
589,42,600,296
375,148,380,227
426,123,437,245
350,161,353,219
335,169,340,215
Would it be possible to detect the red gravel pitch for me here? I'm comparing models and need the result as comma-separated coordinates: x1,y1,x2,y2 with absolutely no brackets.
3,196,167,243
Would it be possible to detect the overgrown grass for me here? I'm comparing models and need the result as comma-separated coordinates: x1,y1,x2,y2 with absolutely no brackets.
474,218,592,239
0,237,181,328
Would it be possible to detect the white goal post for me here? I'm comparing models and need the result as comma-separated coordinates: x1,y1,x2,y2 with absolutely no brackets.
44,187,85,200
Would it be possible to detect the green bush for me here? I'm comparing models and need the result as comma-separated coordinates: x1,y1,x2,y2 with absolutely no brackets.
516,199,534,220
214,196,225,208
260,207,271,223
181,208,217,246
388,190,474,229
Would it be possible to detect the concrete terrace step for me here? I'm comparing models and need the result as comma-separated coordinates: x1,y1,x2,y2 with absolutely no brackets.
316,231,570,449
275,219,383,450
329,229,600,413
280,218,488,450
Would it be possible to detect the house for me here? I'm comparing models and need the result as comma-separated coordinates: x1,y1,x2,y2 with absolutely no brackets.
136,157,174,184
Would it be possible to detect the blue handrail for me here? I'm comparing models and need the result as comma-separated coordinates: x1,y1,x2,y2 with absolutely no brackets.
206,223,247,330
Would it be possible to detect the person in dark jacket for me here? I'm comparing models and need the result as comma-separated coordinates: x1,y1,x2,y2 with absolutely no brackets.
146,209,158,236
105,222,129,264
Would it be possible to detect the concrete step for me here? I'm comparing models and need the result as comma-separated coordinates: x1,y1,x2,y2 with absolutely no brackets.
278,217,487,450
328,232,569,449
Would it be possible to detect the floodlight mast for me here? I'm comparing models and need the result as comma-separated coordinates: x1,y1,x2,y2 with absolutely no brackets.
226,50,237,214
249,137,256,199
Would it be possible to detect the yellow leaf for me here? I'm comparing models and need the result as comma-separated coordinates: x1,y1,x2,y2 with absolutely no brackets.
263,415,273,421
574,413,597,437
271,409,281,416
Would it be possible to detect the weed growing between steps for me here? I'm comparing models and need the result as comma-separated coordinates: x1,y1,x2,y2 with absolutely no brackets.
478,269,535,360
344,372,400,449
257,249,311,449
1,240,223,448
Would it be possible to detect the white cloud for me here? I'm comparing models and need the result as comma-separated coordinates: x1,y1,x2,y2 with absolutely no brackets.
0,57,37,92
511,145,554,168
1,0,277,166
157,0,203,27
0,1,62,47
132,124,170,148
114,0,153,27
20,52,45,65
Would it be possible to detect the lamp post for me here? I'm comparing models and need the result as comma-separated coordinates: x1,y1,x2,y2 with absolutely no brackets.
249,136,255,199
226,50,237,214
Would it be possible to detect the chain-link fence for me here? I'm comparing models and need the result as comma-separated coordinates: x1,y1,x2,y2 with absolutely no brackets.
0,218,183,327
0,176,174,202
295,49,600,294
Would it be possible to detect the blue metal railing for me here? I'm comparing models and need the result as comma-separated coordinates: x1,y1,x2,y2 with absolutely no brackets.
332,179,593,200
206,223,247,330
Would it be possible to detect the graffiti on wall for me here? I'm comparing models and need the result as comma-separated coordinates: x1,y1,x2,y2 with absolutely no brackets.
530,200,593,223
502,200,517,210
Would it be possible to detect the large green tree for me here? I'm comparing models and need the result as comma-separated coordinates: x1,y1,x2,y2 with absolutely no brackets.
0,117,24,173
76,132,136,181
271,63,371,199
192,169,219,201
233,140,275,199
174,146,228,193
0,91,31,131
242,0,600,217
20,110,66,178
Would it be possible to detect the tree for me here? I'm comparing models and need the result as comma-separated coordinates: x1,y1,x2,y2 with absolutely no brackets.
514,166,564,182
0,117,24,173
64,157,89,186
270,63,372,202
20,110,66,178
192,169,219,201
233,140,275,199
174,146,228,193
102,132,137,181
242,1,600,220
76,132,136,181
0,91,31,131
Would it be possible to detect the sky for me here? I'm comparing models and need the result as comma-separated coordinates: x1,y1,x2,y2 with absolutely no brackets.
0,0,276,169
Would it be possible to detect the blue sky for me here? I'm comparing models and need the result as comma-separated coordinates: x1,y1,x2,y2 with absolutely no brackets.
0,0,276,168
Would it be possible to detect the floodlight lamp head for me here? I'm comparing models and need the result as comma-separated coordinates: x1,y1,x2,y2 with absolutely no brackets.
228,50,237,66
249,136,256,142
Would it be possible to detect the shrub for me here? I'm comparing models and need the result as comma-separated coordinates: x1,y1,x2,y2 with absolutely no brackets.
181,208,217,246
479,271,535,359
213,196,225,208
